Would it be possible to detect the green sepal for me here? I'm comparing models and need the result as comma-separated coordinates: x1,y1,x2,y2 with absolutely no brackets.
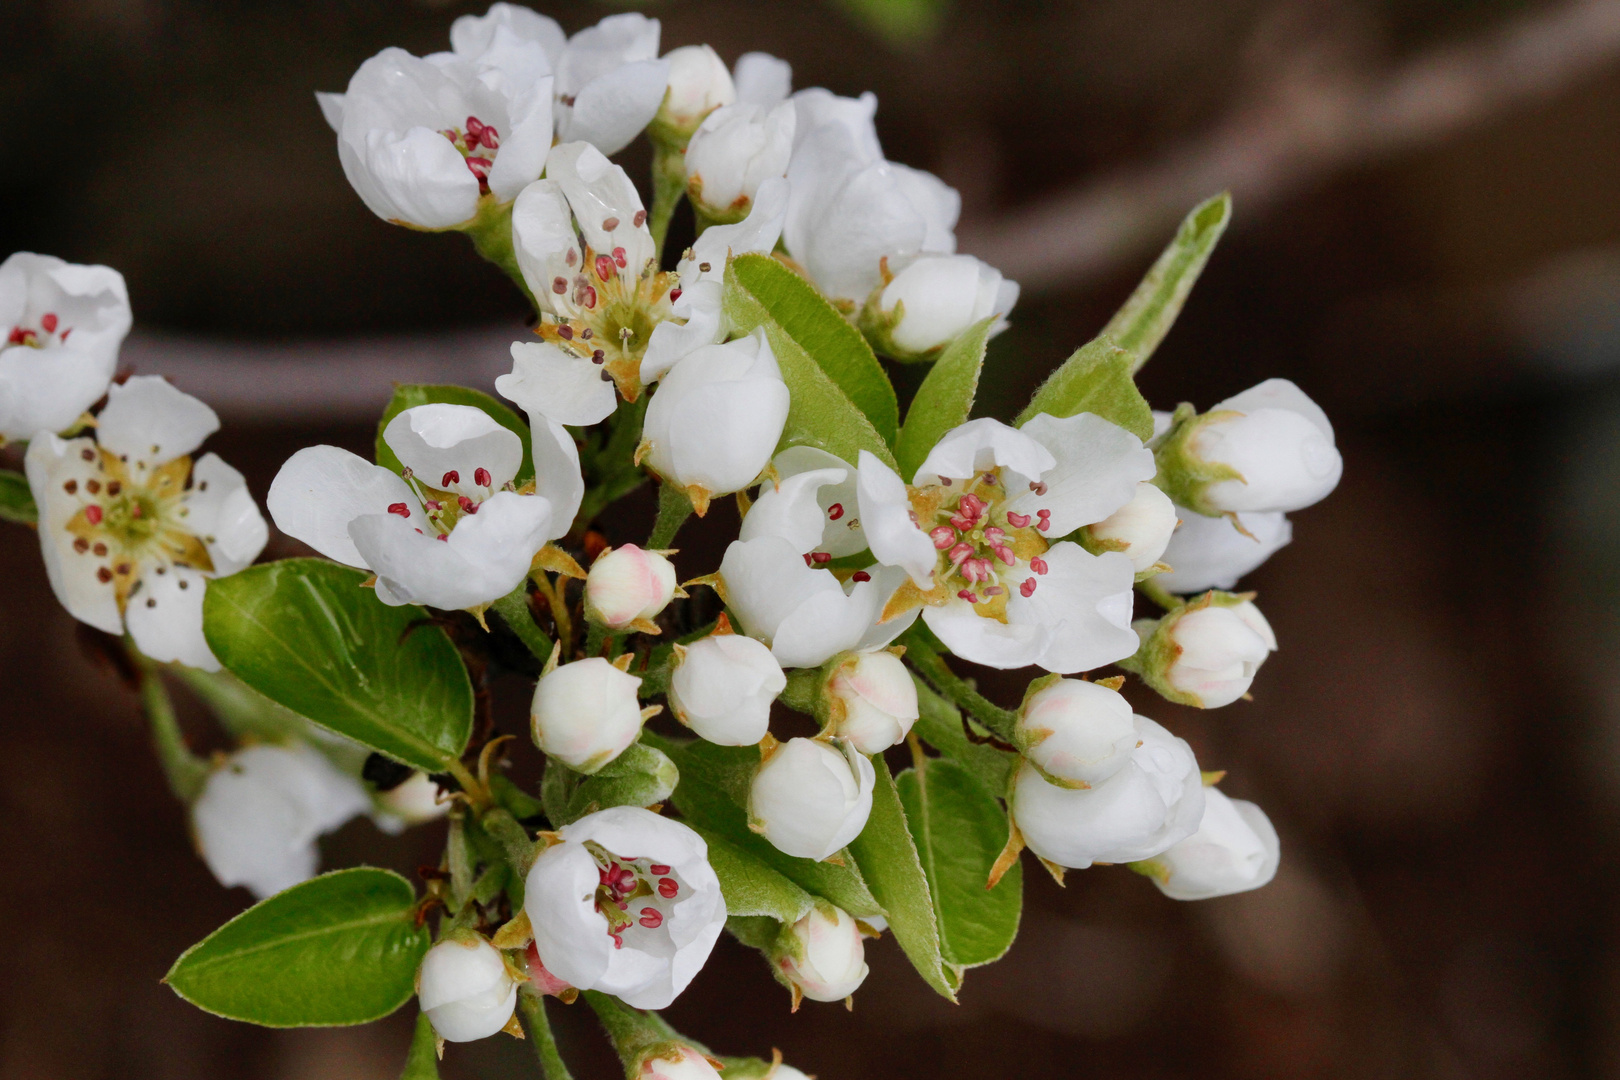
0,467,37,525
375,384,535,487
1118,590,1251,708
696,826,815,924
540,742,679,826
398,1011,441,1080
1102,191,1232,372
1150,402,1245,515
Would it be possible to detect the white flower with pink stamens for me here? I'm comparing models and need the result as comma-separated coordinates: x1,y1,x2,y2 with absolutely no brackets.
0,253,131,442
267,402,578,611
523,806,725,1010
855,414,1154,673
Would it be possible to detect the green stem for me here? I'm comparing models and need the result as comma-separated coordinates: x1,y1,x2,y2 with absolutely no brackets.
480,807,539,878
134,654,211,802
902,632,1018,741
648,141,689,266
647,482,693,550
399,1011,441,1080
518,992,576,1080
779,667,822,715
1136,576,1184,613
584,991,669,1076
572,395,651,534
492,584,555,664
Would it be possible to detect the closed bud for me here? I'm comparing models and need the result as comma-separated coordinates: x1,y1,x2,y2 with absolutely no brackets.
1014,676,1138,788
860,254,1018,360
1083,481,1178,574
530,657,646,772
669,630,786,746
372,771,450,834
655,45,736,138
749,737,874,860
1136,786,1280,900
685,102,796,222
823,649,918,754
417,934,519,1043
586,544,678,631
1156,507,1291,594
641,1045,724,1080
775,904,869,1003
1155,380,1341,515
1012,715,1204,869
1126,594,1276,709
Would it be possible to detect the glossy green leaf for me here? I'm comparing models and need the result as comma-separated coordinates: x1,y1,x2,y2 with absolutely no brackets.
897,759,1021,971
203,559,474,773
166,868,429,1027
894,316,995,481
0,468,36,525
399,1012,441,1080
1014,335,1153,442
693,825,815,923
724,253,899,468
541,742,679,826
376,384,535,485
910,675,1014,796
1102,191,1231,372
848,755,956,1000
645,734,885,920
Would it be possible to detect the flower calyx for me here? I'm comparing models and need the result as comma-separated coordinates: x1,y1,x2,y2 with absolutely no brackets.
1149,403,1248,517
1120,590,1276,709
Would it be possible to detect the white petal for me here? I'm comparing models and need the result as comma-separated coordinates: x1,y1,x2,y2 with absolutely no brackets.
315,91,346,133
561,57,670,157
498,341,617,426
529,416,584,535
792,154,927,303
554,12,660,95
24,434,122,633
913,416,1053,487
740,466,848,552
1157,509,1292,594
185,454,269,576
923,603,1052,671
1009,543,1137,673
451,4,566,65
856,450,934,587
351,491,551,610
850,565,920,652
733,52,792,109
511,179,584,318
718,536,841,646
127,565,220,670
267,446,422,568
644,336,789,497
485,73,556,204
525,841,614,990
351,124,482,230
640,293,722,384
790,88,881,163
1005,412,1155,535
1213,378,1334,442
888,162,959,253
689,175,790,272
774,445,866,557
383,403,524,498
545,141,656,272
96,376,219,466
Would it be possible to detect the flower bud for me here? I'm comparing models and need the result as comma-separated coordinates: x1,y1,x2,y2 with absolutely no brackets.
1126,595,1275,709
655,45,736,138
823,649,918,754
1014,676,1138,788
1155,380,1341,515
776,904,870,1003
1156,507,1291,594
1137,786,1280,900
585,544,678,631
668,630,786,746
641,1045,723,1080
417,934,518,1043
641,331,790,515
685,102,796,221
530,657,646,772
372,771,450,834
1084,481,1177,574
749,737,874,860
1012,715,1204,869
861,253,1018,360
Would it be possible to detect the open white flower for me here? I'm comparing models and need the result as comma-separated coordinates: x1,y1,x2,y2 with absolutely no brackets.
738,445,867,559
0,253,131,442
268,403,576,611
749,737,874,860
191,742,371,899
451,7,669,156
524,806,725,1010
1012,715,1204,869
317,30,554,230
855,414,1153,672
656,44,736,136
418,934,519,1043
25,376,268,669
1156,507,1292,594
1139,786,1280,901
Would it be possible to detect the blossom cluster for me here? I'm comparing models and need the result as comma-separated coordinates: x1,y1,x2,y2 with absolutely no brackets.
0,6,1345,1076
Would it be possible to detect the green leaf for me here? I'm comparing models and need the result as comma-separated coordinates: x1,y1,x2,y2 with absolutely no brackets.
202,559,474,773
375,384,535,485
894,316,995,480
1101,192,1231,372
897,759,1021,972
165,868,429,1027
0,468,36,525
1013,335,1153,442
848,755,956,1000
645,734,884,919
724,253,899,467
693,825,814,923
542,742,679,826
910,675,1014,796
399,1012,440,1080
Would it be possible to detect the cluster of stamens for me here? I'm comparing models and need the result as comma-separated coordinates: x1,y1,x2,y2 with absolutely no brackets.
440,115,500,194
916,470,1052,610
800,501,868,574
393,466,500,541
591,852,681,950
7,311,71,348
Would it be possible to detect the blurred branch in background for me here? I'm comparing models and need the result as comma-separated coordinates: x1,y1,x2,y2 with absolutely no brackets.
964,0,1620,292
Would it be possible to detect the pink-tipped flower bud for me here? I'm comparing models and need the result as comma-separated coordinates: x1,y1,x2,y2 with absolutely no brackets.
1136,786,1280,900
1014,676,1139,788
530,657,646,772
823,649,918,754
585,544,677,630
749,737,874,860
417,934,518,1043
777,904,870,1003
640,1045,724,1080
669,632,786,746
1127,595,1275,709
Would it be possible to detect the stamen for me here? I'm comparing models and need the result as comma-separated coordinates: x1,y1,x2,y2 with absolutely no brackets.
1029,481,1048,495
669,288,682,303
810,552,831,564
603,216,620,232
558,325,573,340
85,505,103,525
442,470,460,486
1030,557,1049,575
63,480,77,494
474,468,491,487
957,589,978,602
930,526,956,550
633,210,647,227
612,246,627,269
649,864,671,875
851,571,871,582
387,502,410,517
639,908,663,928
1005,511,1031,527
802,553,814,567
436,533,449,542
992,544,1016,565
595,254,617,281
457,495,479,515
984,586,1004,596
41,313,57,333
657,878,679,898
552,276,567,295
1020,578,1037,597
827,503,845,521
948,542,973,567
592,349,605,364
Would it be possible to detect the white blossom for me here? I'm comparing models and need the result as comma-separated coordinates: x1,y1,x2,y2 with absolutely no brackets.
1012,715,1204,869
749,737,874,860
585,544,677,631
1159,599,1276,709
26,376,268,669
685,101,795,220
1015,676,1139,788
733,52,791,109
1086,480,1177,573
824,649,918,754
641,1047,723,1080
656,44,735,134
1181,379,1342,515
777,904,869,1002
0,253,131,442
870,253,1018,358
737,445,867,559
668,630,785,746
524,806,725,1010
530,657,646,773
372,771,450,834
268,403,574,611
1156,507,1292,594
640,331,789,513
191,743,371,899
855,414,1151,672
417,935,519,1043
1142,786,1280,901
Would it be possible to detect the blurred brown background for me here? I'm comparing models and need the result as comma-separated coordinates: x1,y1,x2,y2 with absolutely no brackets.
7,0,1620,1076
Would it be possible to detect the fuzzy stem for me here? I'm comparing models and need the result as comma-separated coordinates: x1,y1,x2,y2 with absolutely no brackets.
585,991,670,1077
647,482,693,550
902,633,1018,741
1136,576,1184,613
518,991,576,1080
134,653,210,802
648,141,689,265
492,584,555,664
